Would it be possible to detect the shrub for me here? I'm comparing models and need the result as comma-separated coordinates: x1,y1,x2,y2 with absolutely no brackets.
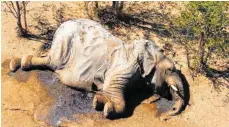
171,2,229,73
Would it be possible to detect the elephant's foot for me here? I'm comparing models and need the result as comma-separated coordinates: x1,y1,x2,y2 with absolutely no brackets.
104,97,125,119
92,94,107,111
21,55,33,70
9,58,21,72
93,94,113,117
92,95,99,110
142,94,161,104
9,55,33,72
92,93,125,118
104,102,114,118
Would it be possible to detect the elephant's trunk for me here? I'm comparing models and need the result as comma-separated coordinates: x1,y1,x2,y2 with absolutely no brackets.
168,92,184,116
166,72,185,116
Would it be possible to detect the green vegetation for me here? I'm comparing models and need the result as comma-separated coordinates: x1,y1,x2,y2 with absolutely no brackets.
172,2,229,73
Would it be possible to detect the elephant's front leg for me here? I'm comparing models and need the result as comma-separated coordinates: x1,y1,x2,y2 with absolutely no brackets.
92,92,108,111
103,94,125,118
92,57,138,118
93,70,129,118
93,90,125,118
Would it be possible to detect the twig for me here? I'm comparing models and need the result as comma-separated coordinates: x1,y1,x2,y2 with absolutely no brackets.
9,1,18,16
4,2,17,18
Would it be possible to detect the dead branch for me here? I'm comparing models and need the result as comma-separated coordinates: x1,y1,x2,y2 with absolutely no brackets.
4,2,17,18
9,1,18,16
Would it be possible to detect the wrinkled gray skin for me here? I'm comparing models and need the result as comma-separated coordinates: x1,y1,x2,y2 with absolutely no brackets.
9,19,184,118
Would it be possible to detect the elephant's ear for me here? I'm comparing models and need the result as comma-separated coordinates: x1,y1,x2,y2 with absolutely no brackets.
142,55,156,77
142,40,157,77
134,39,157,77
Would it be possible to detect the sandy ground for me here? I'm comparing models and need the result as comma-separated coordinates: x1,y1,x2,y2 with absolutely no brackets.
1,2,229,127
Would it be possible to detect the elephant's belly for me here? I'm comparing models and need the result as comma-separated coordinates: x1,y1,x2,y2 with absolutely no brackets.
55,69,94,91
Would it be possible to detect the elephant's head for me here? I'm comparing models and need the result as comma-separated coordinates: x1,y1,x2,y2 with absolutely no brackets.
133,39,185,116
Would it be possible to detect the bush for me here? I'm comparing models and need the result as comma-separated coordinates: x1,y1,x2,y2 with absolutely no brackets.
171,2,229,73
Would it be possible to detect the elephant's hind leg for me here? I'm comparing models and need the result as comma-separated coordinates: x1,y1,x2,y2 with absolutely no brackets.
9,58,22,72
9,55,51,72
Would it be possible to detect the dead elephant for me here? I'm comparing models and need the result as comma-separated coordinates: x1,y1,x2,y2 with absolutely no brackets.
10,19,186,118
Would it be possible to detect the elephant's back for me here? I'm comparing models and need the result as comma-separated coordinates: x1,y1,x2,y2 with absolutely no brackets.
48,19,122,87
49,19,121,67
